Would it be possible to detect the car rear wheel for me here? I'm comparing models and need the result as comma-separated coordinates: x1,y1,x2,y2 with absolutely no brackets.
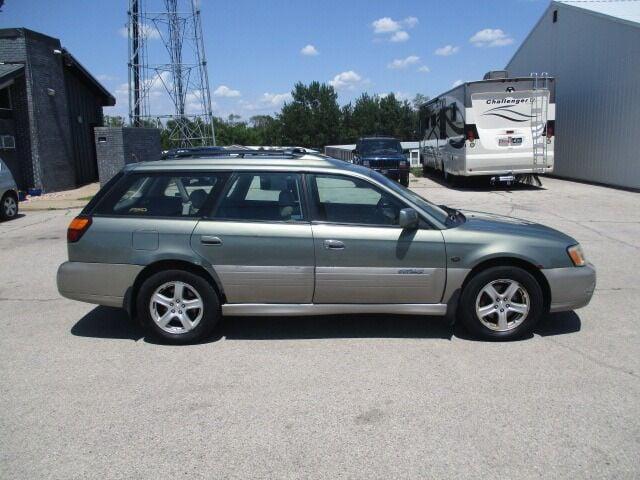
1,192,18,221
137,269,220,344
458,266,544,340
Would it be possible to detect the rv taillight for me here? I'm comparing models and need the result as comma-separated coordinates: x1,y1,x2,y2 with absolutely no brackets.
465,124,480,141
67,216,92,243
545,120,555,138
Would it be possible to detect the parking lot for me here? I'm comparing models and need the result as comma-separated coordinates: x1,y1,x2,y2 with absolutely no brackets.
1,174,638,479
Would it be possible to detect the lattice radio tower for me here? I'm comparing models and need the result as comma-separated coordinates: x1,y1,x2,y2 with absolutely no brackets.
128,0,216,146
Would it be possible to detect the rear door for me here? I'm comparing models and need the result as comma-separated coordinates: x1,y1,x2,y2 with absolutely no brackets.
307,173,447,304
79,172,223,266
191,171,315,304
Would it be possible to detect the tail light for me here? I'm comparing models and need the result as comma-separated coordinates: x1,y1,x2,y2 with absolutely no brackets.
465,124,480,142
544,120,555,138
67,216,92,243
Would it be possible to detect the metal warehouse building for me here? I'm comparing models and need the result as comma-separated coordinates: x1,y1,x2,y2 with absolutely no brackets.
506,0,640,190
0,28,115,192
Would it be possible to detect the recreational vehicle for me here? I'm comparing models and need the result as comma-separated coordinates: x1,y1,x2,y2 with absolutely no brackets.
419,71,555,184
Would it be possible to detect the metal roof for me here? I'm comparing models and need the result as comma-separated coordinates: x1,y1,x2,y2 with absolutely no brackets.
555,0,640,27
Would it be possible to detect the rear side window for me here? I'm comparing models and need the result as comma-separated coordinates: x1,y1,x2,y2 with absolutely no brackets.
214,172,304,222
95,173,222,217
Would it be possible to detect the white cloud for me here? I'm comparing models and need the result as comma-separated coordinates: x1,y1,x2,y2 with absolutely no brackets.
452,79,464,87
300,44,319,56
239,92,292,113
261,92,292,106
213,85,241,97
118,24,160,40
418,66,430,73
390,31,409,43
469,28,514,47
403,16,419,29
388,55,420,69
371,16,418,42
435,44,460,56
372,17,401,33
328,70,364,90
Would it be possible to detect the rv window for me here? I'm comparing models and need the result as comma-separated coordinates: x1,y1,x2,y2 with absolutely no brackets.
450,103,457,122
439,111,447,140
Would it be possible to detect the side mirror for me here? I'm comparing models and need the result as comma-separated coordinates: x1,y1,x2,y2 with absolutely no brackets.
399,208,419,229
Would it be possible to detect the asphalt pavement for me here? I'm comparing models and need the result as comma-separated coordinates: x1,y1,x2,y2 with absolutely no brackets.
0,174,638,479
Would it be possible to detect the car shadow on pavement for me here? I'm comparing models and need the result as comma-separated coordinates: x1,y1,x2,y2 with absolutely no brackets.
222,314,454,341
71,306,144,341
418,169,547,193
71,307,581,344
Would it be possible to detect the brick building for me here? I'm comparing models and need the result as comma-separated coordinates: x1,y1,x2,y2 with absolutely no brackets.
0,28,115,192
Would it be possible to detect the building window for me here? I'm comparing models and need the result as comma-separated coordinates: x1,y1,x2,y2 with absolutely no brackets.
0,88,11,110
553,10,558,23
0,135,16,149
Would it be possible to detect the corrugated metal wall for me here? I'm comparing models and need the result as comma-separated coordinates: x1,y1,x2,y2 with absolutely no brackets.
506,4,640,189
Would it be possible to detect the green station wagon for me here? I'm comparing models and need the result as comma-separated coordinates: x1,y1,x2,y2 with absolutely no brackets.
57,151,595,343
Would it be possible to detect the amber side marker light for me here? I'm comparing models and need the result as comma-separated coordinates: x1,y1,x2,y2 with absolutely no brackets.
567,244,586,267
67,216,92,243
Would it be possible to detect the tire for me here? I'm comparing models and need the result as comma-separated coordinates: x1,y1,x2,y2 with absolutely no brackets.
458,266,544,340
400,175,409,187
137,269,220,344
1,192,18,221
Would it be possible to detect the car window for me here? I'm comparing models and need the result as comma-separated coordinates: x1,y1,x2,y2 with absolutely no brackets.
96,173,220,217
214,172,304,222
310,174,405,226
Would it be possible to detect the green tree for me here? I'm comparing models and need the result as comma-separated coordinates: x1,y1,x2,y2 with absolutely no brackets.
279,81,342,148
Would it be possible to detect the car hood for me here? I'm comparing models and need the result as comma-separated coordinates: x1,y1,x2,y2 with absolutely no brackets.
458,209,576,243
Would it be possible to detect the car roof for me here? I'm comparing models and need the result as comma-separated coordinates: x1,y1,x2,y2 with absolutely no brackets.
126,153,368,174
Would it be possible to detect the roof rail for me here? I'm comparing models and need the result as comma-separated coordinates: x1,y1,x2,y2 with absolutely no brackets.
160,147,309,160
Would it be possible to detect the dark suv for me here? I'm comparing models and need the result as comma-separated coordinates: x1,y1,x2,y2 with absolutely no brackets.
352,137,409,186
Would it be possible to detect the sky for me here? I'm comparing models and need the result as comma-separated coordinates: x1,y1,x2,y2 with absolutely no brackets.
1,0,551,120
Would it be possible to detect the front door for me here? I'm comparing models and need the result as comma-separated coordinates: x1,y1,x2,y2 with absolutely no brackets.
307,173,446,304
191,171,314,304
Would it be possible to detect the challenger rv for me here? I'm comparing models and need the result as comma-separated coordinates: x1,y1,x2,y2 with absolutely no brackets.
419,71,555,184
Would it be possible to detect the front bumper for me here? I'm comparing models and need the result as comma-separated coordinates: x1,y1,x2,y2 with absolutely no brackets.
57,261,143,308
543,263,596,313
370,168,408,180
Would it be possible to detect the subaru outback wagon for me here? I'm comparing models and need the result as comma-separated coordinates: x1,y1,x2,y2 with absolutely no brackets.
57,151,595,344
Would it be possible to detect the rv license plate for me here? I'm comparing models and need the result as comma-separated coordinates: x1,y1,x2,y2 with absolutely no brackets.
499,137,523,146
381,169,388,174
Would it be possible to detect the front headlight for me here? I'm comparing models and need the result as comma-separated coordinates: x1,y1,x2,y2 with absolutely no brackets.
567,244,586,267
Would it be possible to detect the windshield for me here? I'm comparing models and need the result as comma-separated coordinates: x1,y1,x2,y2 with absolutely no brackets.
360,139,402,155
369,171,450,225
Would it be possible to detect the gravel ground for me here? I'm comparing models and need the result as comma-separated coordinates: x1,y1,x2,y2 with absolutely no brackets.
0,174,638,479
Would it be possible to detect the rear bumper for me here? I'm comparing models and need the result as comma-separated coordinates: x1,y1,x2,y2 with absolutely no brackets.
543,263,596,313
57,261,143,308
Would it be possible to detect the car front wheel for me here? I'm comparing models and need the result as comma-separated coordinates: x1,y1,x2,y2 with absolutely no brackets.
1,192,18,221
137,269,220,344
458,266,544,340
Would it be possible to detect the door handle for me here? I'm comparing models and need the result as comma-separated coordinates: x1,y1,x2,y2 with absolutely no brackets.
200,235,222,246
323,239,345,250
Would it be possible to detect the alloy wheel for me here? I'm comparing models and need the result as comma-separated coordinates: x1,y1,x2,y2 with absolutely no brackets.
149,281,204,334
475,278,530,332
3,196,17,218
